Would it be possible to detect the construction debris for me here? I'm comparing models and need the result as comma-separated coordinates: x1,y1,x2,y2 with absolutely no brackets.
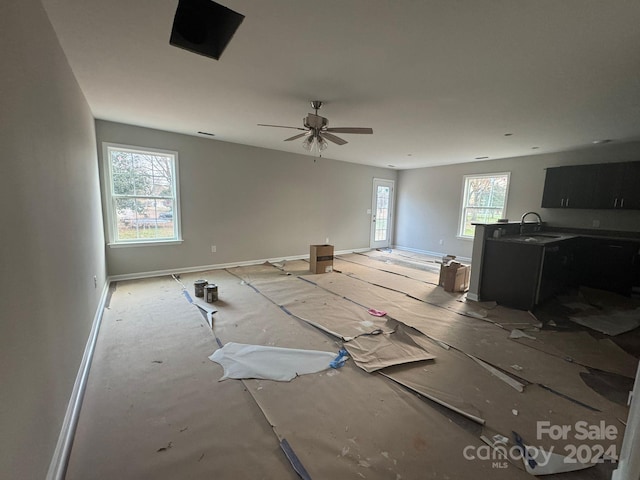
209,342,342,381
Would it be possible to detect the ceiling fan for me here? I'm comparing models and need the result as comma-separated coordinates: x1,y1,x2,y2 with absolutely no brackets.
258,101,373,153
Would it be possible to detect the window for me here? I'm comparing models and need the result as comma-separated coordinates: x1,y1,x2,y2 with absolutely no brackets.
374,184,391,242
458,172,510,238
103,143,181,245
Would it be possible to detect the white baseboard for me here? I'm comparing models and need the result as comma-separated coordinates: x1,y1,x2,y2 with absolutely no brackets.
345,248,372,255
44,245,373,477
46,280,111,480
109,247,372,282
392,245,472,264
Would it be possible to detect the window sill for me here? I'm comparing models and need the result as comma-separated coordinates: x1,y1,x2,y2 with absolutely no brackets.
456,236,474,241
108,239,184,248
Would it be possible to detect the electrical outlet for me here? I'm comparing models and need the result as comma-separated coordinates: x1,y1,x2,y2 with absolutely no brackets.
325,237,330,244
367,209,372,215
211,245,217,253
93,275,97,288
439,239,444,245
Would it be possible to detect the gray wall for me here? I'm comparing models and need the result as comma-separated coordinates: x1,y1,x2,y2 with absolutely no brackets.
0,1,107,478
395,142,640,259
96,121,397,277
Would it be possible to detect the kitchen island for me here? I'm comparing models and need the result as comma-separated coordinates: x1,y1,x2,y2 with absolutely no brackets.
469,221,640,310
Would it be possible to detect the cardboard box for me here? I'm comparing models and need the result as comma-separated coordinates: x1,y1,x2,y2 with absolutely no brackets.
439,261,471,292
441,254,457,264
310,244,334,274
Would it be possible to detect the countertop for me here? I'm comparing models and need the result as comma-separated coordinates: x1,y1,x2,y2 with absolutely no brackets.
488,232,578,246
475,221,640,242
488,231,640,247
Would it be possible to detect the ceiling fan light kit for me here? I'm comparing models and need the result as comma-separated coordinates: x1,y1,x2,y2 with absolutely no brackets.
303,134,328,152
258,101,373,155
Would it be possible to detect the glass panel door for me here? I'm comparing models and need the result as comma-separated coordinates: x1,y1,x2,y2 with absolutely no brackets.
370,179,394,249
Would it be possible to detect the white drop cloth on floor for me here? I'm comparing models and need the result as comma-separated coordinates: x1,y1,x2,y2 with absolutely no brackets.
209,342,337,381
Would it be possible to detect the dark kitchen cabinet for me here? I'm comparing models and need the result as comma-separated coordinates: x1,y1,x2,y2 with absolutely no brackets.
479,231,640,310
542,161,640,210
540,167,568,208
481,239,576,310
480,240,544,310
538,240,577,303
573,237,640,296
594,162,640,210
541,164,599,209
619,162,640,209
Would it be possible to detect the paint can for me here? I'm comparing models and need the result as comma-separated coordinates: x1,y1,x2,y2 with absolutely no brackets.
194,279,208,297
205,284,218,303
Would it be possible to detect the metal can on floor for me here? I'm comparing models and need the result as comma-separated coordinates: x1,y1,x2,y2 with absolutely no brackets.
205,284,218,303
194,279,208,297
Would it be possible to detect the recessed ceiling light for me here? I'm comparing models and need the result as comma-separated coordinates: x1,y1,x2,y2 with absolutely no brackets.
388,164,396,168
197,131,215,136
407,154,412,156
475,156,489,160
531,146,540,150
504,133,513,136
592,139,612,144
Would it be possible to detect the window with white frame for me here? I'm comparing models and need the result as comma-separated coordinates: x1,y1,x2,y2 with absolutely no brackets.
458,172,510,238
103,143,181,245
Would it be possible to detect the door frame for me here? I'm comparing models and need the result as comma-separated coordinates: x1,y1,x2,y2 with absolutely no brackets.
370,178,395,249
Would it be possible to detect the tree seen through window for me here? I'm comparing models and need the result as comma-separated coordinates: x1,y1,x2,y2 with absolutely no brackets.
459,173,510,238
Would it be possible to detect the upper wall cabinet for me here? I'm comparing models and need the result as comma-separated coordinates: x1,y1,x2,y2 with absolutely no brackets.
541,164,599,208
593,162,640,210
541,161,640,210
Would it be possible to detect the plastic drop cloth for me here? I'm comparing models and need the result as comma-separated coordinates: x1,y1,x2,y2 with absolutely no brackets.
209,342,338,381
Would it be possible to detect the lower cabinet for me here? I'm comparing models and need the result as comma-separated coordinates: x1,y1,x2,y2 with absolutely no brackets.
481,236,640,310
573,237,639,296
480,240,544,310
538,240,577,303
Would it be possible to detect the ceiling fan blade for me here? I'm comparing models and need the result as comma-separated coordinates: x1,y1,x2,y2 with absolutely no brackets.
284,132,309,142
258,124,307,131
321,132,348,145
325,127,373,134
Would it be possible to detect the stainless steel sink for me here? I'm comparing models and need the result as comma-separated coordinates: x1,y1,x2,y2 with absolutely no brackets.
520,234,561,239
515,234,563,243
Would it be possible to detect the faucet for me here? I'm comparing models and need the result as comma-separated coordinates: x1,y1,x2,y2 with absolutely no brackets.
520,211,542,235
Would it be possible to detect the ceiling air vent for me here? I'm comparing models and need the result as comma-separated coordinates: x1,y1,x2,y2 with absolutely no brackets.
170,0,244,60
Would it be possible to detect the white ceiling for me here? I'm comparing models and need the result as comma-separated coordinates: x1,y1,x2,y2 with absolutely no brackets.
41,0,640,169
